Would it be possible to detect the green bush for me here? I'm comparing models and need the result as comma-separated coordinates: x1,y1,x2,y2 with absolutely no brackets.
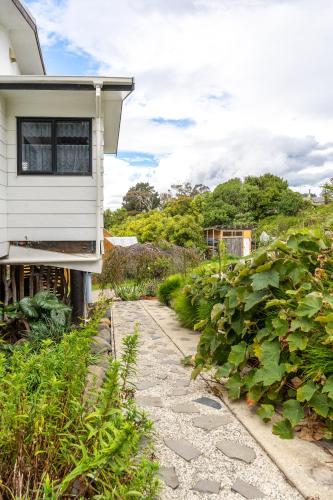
181,229,333,440
172,287,198,328
157,274,184,305
0,304,159,498
115,281,146,301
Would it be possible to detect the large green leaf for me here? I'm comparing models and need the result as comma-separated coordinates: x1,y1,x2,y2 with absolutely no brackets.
309,393,330,418
225,373,243,400
290,317,316,333
253,364,285,386
244,291,268,311
260,340,281,365
251,271,279,291
296,292,322,318
211,303,223,322
228,341,247,367
19,297,39,319
272,318,289,336
215,362,234,379
322,376,333,399
314,313,333,324
287,332,308,352
297,381,317,402
272,419,293,439
257,403,275,422
282,400,304,426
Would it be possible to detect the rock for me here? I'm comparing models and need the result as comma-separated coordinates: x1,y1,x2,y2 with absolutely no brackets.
194,396,222,409
171,403,200,414
136,395,163,407
174,379,190,387
91,336,112,355
104,309,112,319
311,465,333,485
97,328,110,341
88,364,106,380
192,414,232,431
192,479,220,494
168,388,188,397
100,317,111,326
156,373,168,380
231,478,265,499
158,466,179,489
136,380,157,390
98,354,110,370
158,348,177,355
216,440,256,464
164,438,201,461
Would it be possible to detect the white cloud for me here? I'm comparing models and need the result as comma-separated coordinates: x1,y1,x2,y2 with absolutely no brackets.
26,0,333,208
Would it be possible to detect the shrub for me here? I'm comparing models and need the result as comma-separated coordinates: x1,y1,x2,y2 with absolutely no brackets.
158,274,184,305
115,281,146,301
172,287,199,328
0,306,159,498
182,229,333,440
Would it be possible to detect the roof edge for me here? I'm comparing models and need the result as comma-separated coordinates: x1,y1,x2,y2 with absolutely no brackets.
11,0,46,74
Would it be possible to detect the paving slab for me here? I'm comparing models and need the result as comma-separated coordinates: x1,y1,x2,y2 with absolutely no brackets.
136,380,157,390
194,396,222,409
216,439,256,464
158,466,179,489
136,395,163,407
192,479,220,494
192,414,233,431
168,387,188,396
171,402,200,414
231,477,265,499
164,438,201,461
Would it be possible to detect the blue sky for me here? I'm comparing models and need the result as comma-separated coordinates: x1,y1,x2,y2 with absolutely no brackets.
25,0,333,209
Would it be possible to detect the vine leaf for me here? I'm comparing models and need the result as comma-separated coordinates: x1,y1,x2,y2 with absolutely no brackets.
273,419,294,439
228,341,247,367
282,400,304,426
251,271,279,291
287,332,308,352
296,292,322,318
297,381,317,402
257,404,275,422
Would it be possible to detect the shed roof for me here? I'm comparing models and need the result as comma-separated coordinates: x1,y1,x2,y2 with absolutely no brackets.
106,236,138,247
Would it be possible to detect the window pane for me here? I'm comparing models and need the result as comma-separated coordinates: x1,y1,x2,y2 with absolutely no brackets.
56,121,90,174
21,121,52,172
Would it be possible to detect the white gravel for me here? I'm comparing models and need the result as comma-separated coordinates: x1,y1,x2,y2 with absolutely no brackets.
112,300,303,500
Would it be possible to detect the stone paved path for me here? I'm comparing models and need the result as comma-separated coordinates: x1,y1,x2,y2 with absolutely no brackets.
112,300,303,500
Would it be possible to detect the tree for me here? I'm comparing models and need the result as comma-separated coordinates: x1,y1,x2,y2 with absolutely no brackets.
170,182,210,198
122,182,160,213
104,208,128,229
321,178,333,204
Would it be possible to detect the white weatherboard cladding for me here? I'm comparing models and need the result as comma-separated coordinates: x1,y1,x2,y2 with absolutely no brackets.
0,24,20,75
5,94,104,242
0,95,8,257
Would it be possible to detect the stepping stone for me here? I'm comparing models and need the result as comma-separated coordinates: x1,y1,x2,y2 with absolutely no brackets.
168,387,188,396
161,359,179,366
164,438,201,461
192,414,232,431
194,396,222,409
156,373,168,380
231,478,265,499
158,348,176,355
158,465,179,489
174,379,190,387
136,381,157,390
151,336,161,340
192,479,220,494
136,396,163,407
171,403,200,414
180,337,191,341
216,440,256,464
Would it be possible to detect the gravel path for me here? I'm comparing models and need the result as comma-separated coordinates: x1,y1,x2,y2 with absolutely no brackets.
112,300,303,500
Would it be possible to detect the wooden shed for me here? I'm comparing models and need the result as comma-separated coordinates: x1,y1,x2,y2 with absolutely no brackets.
204,227,252,257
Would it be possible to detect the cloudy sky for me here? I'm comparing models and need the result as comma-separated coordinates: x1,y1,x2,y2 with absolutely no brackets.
25,0,333,209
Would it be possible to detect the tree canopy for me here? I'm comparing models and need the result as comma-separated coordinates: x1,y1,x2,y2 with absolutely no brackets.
122,182,160,213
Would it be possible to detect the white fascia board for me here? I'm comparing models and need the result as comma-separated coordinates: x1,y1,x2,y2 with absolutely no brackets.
0,245,103,273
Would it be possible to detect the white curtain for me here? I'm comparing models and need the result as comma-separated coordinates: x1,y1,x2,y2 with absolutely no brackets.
56,121,90,174
22,122,52,172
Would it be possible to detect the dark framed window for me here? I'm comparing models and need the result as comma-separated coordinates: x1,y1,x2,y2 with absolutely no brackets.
17,117,92,175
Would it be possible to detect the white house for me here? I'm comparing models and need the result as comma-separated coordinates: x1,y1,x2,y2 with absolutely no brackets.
0,0,133,316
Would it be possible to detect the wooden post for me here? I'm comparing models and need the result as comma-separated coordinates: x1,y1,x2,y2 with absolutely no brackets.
70,270,85,323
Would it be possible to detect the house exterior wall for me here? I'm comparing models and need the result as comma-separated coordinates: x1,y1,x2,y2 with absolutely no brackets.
0,95,8,257
0,23,21,75
5,92,104,243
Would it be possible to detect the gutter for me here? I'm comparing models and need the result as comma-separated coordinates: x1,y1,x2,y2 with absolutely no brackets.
94,80,103,259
